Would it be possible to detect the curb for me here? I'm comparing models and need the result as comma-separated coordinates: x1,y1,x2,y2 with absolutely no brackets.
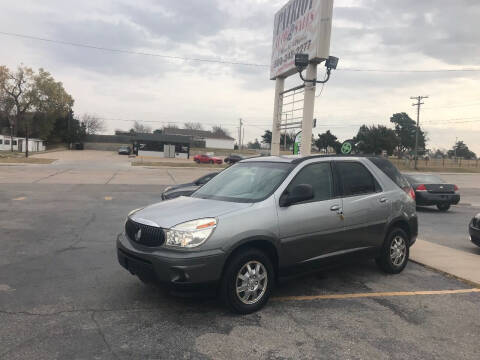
410,259,480,288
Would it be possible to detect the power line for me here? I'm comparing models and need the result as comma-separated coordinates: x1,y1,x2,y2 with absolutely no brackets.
2,30,480,73
0,31,267,67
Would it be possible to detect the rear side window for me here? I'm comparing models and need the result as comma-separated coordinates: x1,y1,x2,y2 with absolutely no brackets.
288,162,333,202
336,161,377,196
368,157,410,191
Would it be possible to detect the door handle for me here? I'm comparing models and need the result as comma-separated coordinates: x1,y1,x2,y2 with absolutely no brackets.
379,197,388,203
330,205,343,214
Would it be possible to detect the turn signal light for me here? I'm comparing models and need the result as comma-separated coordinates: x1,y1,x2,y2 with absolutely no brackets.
454,185,459,192
416,184,427,191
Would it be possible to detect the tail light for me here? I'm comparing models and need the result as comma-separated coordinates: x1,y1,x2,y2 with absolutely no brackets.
407,187,415,200
454,185,459,192
416,184,427,191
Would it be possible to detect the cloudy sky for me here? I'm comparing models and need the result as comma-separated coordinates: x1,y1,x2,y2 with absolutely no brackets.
1,0,479,154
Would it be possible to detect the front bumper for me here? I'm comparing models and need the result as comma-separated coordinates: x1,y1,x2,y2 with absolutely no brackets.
415,192,460,206
469,221,480,247
116,232,226,289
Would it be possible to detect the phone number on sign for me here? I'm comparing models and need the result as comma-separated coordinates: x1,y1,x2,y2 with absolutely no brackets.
273,40,312,69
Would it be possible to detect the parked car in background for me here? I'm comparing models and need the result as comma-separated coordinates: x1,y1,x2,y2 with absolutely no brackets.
161,172,218,200
403,173,460,211
224,154,243,164
193,154,223,164
117,155,417,314
118,146,132,155
469,213,480,247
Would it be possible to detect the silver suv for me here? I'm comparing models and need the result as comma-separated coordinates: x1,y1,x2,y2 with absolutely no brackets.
117,155,418,313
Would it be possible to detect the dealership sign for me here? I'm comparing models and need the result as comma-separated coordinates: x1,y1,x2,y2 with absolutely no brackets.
270,0,333,79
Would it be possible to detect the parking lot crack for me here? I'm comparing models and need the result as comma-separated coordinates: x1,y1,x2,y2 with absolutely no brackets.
55,213,96,254
105,171,119,185
166,169,177,184
91,311,120,360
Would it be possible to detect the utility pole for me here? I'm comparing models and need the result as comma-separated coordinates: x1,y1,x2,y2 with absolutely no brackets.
410,95,428,169
238,118,243,149
454,136,458,160
242,126,245,149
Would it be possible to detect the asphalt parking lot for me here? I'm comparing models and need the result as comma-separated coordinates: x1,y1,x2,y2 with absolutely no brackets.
1,151,480,359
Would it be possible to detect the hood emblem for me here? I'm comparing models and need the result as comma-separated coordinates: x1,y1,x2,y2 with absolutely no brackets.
135,228,142,241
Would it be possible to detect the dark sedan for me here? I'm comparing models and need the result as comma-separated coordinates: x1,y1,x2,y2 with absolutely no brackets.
224,154,243,164
404,173,460,211
469,213,480,247
161,172,218,200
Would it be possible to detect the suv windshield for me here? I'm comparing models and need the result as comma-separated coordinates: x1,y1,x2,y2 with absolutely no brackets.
192,162,293,203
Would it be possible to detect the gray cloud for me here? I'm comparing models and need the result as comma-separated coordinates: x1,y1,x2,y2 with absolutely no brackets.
120,0,228,43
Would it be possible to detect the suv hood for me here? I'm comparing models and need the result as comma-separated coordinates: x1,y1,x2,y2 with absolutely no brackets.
130,196,252,229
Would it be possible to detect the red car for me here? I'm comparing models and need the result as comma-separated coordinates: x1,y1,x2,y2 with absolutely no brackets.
193,154,223,164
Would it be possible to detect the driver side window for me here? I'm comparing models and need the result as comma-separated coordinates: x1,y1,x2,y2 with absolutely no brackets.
287,162,333,202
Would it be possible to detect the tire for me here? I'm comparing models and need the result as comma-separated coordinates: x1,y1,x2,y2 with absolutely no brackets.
195,159,200,164
376,228,409,274
221,248,274,314
437,204,450,212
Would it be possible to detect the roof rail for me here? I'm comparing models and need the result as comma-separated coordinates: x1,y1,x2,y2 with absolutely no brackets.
290,153,382,164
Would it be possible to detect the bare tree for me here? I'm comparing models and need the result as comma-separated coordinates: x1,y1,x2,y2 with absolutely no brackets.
212,125,230,137
184,122,204,130
131,121,152,134
81,114,106,135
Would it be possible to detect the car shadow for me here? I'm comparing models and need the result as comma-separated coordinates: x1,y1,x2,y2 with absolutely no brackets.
416,206,457,213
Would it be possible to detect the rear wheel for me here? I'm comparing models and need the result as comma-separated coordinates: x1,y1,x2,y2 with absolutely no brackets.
437,204,450,212
376,228,409,274
221,248,274,314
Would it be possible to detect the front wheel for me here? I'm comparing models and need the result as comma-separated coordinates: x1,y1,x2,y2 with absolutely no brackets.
376,228,409,274
221,248,274,314
437,204,450,212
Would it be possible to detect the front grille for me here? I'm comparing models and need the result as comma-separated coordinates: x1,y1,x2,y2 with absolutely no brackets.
125,219,165,247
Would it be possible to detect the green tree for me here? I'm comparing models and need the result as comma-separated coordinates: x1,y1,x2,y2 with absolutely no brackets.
354,124,399,155
261,130,272,145
260,130,294,149
390,112,426,155
447,140,476,159
315,130,341,153
0,65,74,149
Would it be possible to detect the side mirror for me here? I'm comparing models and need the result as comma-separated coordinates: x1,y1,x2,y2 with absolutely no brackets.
279,184,314,207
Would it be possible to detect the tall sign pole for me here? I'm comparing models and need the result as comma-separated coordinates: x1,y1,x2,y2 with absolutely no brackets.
300,63,317,155
271,78,284,156
411,95,428,169
269,0,334,157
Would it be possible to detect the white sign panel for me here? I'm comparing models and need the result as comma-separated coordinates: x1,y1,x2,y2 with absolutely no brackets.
270,0,334,80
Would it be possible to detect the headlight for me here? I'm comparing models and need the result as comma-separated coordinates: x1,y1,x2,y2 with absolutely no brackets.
164,186,172,192
165,218,217,248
